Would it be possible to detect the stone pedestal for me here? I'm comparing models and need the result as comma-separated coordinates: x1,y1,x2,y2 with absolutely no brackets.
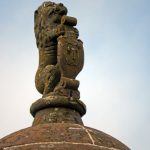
0,96,130,150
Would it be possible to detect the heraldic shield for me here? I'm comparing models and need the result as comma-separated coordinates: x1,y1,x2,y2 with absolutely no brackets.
57,36,84,79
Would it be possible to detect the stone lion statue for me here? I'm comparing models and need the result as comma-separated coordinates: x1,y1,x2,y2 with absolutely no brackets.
34,1,84,99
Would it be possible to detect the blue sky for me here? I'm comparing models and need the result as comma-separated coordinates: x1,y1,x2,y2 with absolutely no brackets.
0,0,150,149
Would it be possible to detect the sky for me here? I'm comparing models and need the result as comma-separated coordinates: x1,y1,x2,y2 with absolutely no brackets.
0,0,150,149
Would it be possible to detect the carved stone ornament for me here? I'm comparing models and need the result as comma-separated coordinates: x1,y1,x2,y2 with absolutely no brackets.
0,2,130,150
31,1,86,117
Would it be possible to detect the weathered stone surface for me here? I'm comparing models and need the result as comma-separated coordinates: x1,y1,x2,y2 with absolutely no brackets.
33,108,83,126
0,144,118,150
32,1,86,118
0,123,130,150
34,1,83,99
30,95,86,118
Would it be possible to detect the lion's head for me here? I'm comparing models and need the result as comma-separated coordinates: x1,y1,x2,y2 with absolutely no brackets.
34,1,68,48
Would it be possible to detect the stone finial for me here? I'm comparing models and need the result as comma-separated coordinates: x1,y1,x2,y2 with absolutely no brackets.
30,1,86,125
0,2,130,150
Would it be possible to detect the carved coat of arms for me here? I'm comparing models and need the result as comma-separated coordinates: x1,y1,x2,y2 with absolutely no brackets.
57,36,84,79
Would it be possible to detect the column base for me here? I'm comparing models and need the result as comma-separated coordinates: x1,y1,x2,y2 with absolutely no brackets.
30,95,86,118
